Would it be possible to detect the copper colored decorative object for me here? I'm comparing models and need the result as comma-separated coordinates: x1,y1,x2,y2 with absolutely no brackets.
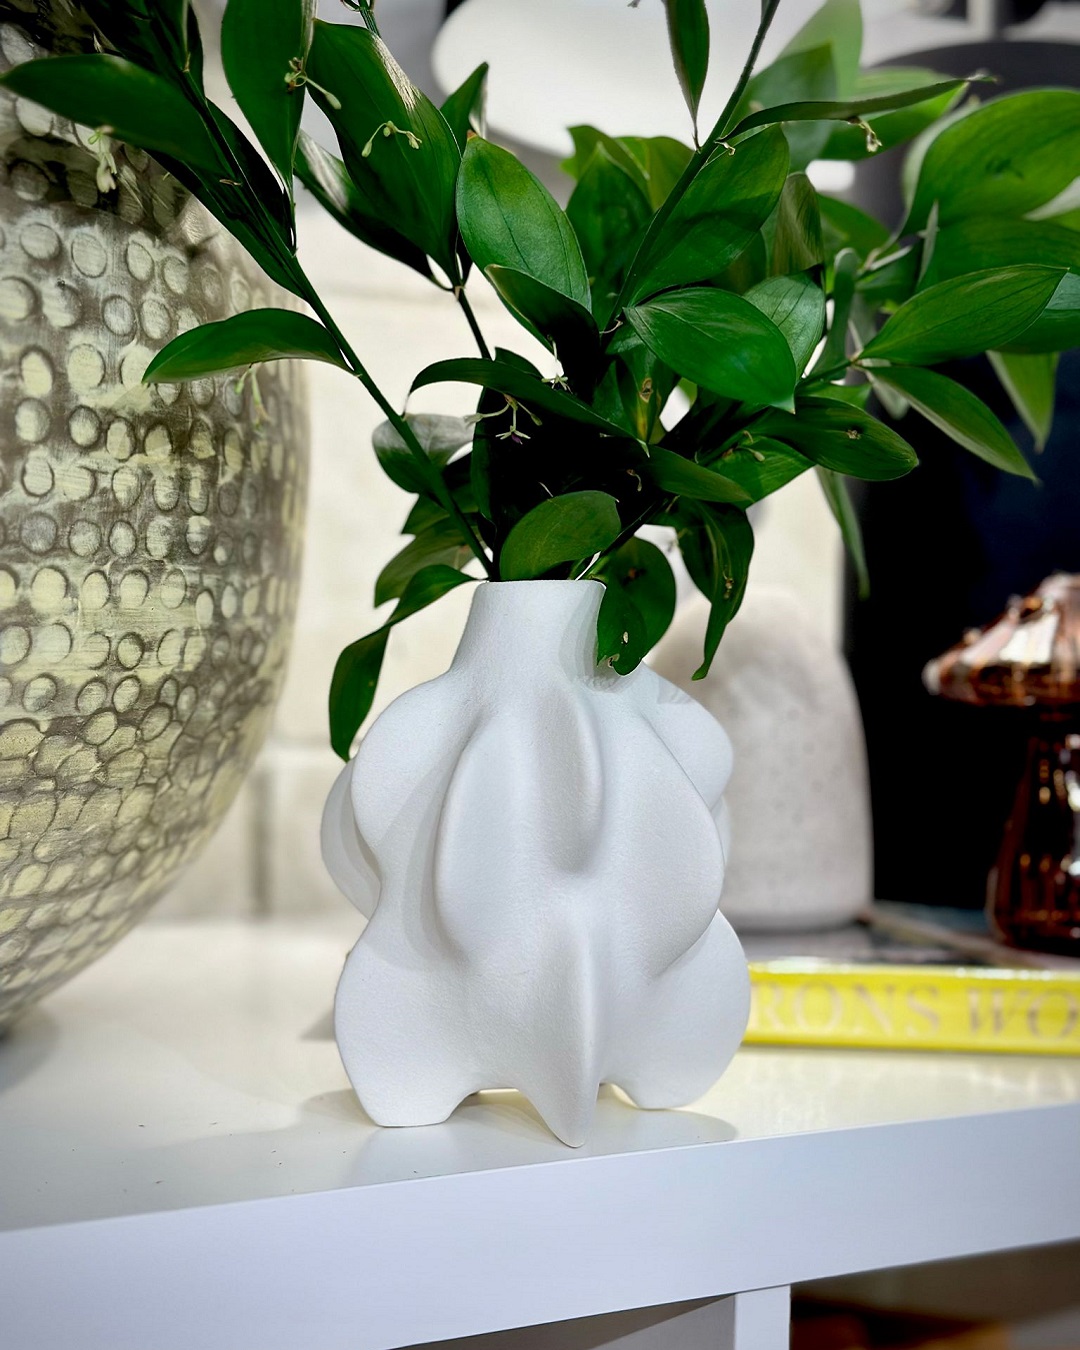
924,574,1080,955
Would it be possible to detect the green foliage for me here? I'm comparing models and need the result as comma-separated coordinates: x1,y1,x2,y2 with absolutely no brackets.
757,400,918,479
744,274,826,372
295,132,433,278
769,172,824,275
644,448,753,506
818,67,964,161
858,266,1066,363
143,310,347,381
0,54,221,169
305,20,461,276
866,367,1035,479
904,90,1080,231
663,0,710,140
596,538,677,673
779,0,862,95
440,62,488,149
12,0,1076,754
674,504,755,679
329,566,475,758
626,288,797,410
221,0,313,192
499,493,622,581
625,126,790,302
728,75,972,140
817,469,868,598
371,415,472,495
457,138,591,308
989,351,1058,451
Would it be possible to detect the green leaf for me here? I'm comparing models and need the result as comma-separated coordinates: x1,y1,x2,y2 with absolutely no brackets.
744,274,826,372
207,102,296,242
819,195,889,259
663,0,710,136
757,398,918,480
737,45,837,170
645,447,753,506
706,437,813,502
619,136,695,211
457,137,590,308
499,492,622,581
329,565,475,758
778,0,862,96
329,630,389,762
567,146,653,323
564,128,693,212
858,266,1066,365
626,126,790,303
306,20,460,275
770,173,824,276
221,0,313,190
675,505,754,679
729,77,971,141
905,90,1080,232
816,468,868,598
564,126,648,194
86,0,204,93
375,519,473,606
484,266,599,382
440,61,488,150
0,54,221,173
143,309,345,382
998,271,1080,354
150,144,299,296
372,413,473,495
592,340,677,443
411,358,632,438
813,381,871,410
868,366,1034,480
626,288,798,411
921,218,1080,290
295,131,432,279
819,67,963,162
989,350,1058,451
856,244,919,307
595,537,677,673
813,246,858,374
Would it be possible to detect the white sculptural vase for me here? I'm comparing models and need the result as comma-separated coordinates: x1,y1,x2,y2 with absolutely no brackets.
322,580,749,1147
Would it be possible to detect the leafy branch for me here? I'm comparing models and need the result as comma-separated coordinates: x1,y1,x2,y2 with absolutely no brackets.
5,0,1077,758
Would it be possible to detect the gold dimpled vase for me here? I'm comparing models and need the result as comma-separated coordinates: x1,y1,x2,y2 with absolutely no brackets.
0,12,309,1029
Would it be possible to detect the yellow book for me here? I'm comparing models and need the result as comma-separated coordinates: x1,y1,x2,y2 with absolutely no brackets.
745,961,1080,1055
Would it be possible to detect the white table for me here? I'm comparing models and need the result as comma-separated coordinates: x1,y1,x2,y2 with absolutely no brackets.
2,920,1079,1350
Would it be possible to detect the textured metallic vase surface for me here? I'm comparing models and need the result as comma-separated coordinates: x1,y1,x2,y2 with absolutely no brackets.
0,17,309,1029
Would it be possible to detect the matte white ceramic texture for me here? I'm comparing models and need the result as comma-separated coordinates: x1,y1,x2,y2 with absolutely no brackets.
322,579,749,1146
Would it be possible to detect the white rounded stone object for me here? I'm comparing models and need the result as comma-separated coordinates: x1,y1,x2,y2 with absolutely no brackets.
322,579,750,1147
651,587,873,933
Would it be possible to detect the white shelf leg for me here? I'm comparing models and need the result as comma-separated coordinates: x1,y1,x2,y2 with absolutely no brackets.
720,1287,792,1350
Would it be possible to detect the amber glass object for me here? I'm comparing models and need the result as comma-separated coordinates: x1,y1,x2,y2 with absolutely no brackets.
924,574,1080,955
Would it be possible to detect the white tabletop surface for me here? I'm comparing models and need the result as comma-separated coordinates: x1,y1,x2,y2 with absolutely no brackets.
2,920,1079,1350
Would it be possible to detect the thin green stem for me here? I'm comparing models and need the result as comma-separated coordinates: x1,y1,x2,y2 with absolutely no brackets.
352,1,381,37
710,0,782,145
304,285,494,576
456,287,492,360
578,499,671,579
610,0,783,321
803,362,852,387
178,30,488,573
